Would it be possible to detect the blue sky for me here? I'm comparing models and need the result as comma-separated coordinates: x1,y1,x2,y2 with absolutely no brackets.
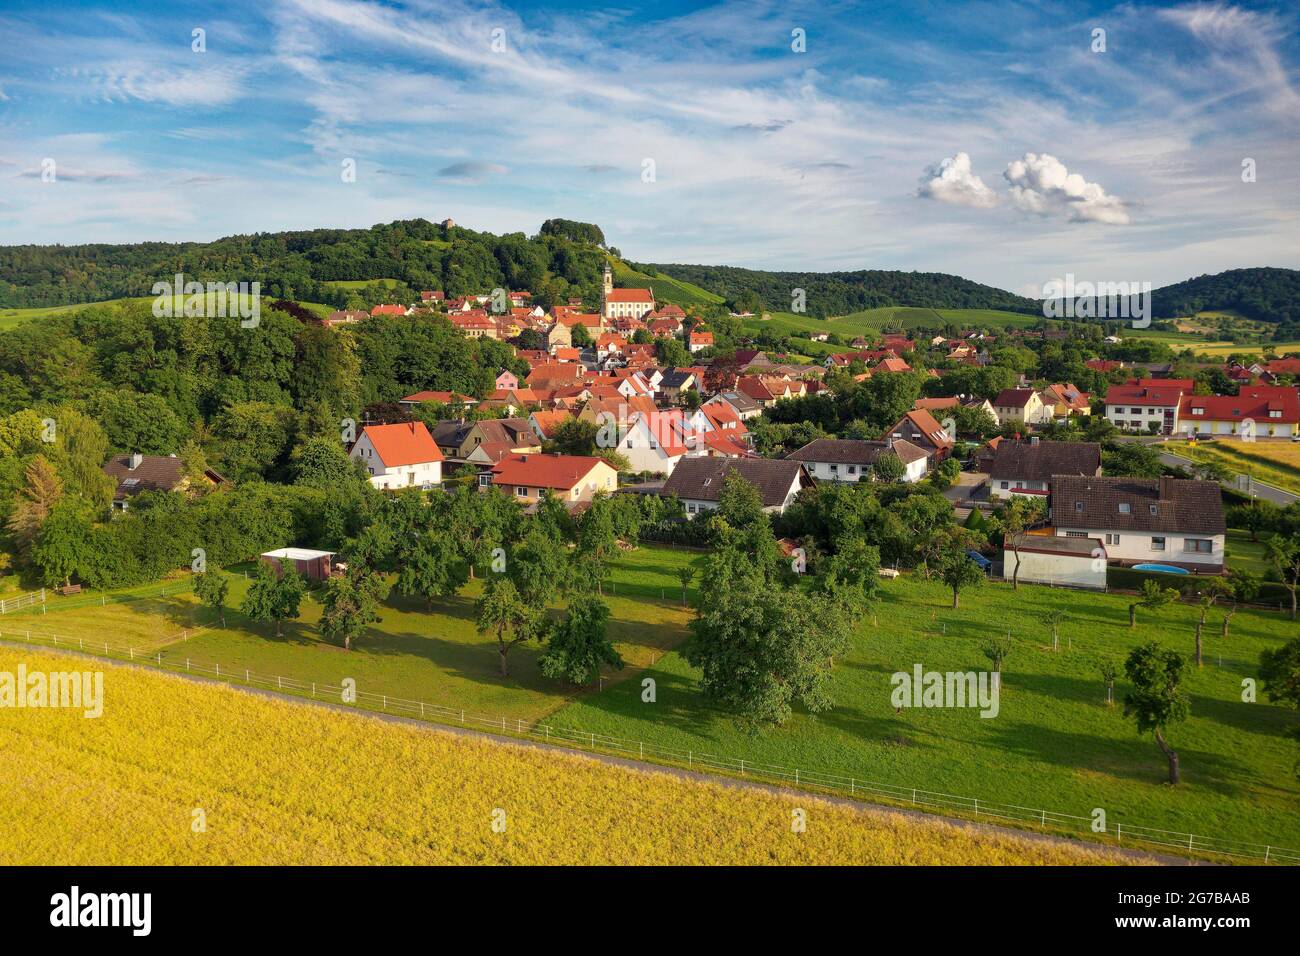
0,0,1297,294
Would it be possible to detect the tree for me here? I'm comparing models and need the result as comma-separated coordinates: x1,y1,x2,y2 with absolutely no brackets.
321,565,389,650
1266,535,1300,620
240,562,304,637
1259,638,1300,710
1099,659,1117,706
1123,642,1191,785
677,565,694,607
939,542,984,609
819,538,880,612
510,521,569,604
476,575,538,677
7,455,65,559
1129,579,1177,627
573,495,618,595
396,528,468,608
1186,578,1229,667
29,497,93,589
997,497,1046,591
684,542,852,727
1220,569,1260,638
538,595,622,686
1042,609,1065,652
981,638,1012,674
193,570,230,626
870,451,905,483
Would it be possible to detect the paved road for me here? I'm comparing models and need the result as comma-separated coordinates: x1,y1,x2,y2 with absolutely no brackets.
1110,435,1298,506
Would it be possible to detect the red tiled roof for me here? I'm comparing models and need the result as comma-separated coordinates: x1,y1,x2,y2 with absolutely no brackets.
361,421,443,467
490,454,609,490
370,304,406,316
1180,386,1300,423
606,288,654,302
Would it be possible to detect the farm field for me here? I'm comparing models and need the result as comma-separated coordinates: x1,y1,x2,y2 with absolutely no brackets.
4,546,698,724
0,646,1136,865
1167,439,1300,497
550,569,1300,853
5,543,1298,856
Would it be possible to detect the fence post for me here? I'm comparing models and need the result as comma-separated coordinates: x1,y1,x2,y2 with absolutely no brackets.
850,778,855,796
1264,845,1271,863
739,759,745,776
912,789,917,805
974,798,979,817
1116,823,1122,844
689,750,692,768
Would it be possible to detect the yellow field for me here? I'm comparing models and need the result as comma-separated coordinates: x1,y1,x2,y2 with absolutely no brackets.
0,648,1137,865
1168,438,1300,496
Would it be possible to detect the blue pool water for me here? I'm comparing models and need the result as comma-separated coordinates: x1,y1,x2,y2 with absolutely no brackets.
1132,563,1190,575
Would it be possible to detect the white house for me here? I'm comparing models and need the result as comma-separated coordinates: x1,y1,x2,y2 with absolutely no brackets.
661,458,813,517
350,421,444,490
786,437,929,483
1049,475,1226,572
987,439,1101,500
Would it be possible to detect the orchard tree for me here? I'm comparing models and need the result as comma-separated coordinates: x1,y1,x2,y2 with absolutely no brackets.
1266,535,1300,620
676,565,695,607
321,565,390,651
240,562,304,638
538,594,622,686
476,575,539,678
397,528,468,609
1221,569,1261,638
1099,659,1117,706
193,570,230,626
1129,579,1177,628
939,542,984,609
1186,578,1229,667
1123,641,1191,785
997,496,1047,591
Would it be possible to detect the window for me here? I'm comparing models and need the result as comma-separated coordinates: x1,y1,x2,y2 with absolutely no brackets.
1184,538,1213,554
1000,481,1009,490
1065,531,1087,538
515,486,527,497
1118,502,1130,514
1105,533,1121,545
1074,501,1084,512
1151,536,1166,551
847,466,857,475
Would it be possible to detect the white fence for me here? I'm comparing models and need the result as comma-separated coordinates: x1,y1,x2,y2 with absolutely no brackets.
1,623,1297,866
0,589,44,614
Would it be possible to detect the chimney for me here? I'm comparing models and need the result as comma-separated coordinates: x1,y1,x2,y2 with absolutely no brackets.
1159,475,1175,500
129,452,143,471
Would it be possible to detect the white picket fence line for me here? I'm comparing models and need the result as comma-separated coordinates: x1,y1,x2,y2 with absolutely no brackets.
0,588,44,614
2,623,1297,866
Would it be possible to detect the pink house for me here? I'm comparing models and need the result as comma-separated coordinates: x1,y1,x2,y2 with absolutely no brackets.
496,370,519,390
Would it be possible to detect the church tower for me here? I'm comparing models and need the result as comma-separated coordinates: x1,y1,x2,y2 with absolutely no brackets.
600,262,613,320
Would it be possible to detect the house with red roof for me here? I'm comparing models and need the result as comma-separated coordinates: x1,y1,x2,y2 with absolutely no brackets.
688,329,714,353
482,454,618,506
398,390,479,411
420,290,445,304
370,304,409,317
993,388,1051,426
887,409,955,460
1177,385,1300,439
350,421,443,489
1103,379,1195,434
600,264,655,321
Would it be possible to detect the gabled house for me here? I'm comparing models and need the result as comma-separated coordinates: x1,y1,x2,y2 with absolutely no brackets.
786,437,929,483
887,409,954,460
1050,475,1226,572
528,410,575,442
482,454,618,506
350,421,443,489
993,388,1050,426
1177,386,1299,439
457,418,540,462
703,390,763,421
1039,383,1092,418
103,453,224,511
986,438,1101,500
661,458,813,517
1103,379,1194,434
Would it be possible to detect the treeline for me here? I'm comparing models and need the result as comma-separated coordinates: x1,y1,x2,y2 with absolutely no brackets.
0,218,612,310
637,263,1040,318
1153,268,1300,332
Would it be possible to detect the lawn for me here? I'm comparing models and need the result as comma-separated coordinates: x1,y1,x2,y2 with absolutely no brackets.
0,646,1134,865
1166,439,1300,497
549,571,1300,853
3,546,700,725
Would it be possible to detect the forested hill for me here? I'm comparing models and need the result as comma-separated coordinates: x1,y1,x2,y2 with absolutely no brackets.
1150,268,1300,326
0,218,614,311
638,263,1040,318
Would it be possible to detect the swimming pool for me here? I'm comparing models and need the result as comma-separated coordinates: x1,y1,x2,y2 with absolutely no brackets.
1132,563,1190,575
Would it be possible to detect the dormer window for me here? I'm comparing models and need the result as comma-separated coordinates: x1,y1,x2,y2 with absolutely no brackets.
1150,504,1158,515
1119,502,1131,514
1074,501,1084,512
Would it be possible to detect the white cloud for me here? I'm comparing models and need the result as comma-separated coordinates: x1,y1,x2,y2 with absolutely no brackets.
917,152,998,208
1003,152,1130,225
